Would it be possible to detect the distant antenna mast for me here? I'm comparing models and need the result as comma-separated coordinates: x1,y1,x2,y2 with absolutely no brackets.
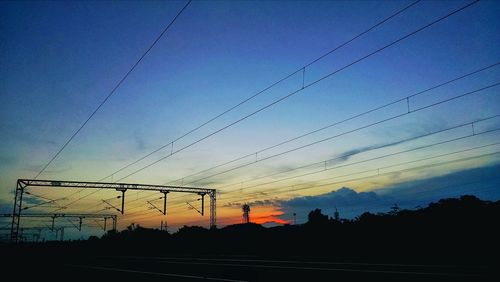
242,204,250,224
334,206,339,221
160,220,168,232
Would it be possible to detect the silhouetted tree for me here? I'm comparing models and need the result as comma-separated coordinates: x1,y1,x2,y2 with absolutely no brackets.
307,208,329,225
389,203,400,215
357,211,376,222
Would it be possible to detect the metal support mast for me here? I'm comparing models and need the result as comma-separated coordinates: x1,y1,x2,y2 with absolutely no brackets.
162,191,169,215
10,180,25,242
116,188,126,214
210,190,216,229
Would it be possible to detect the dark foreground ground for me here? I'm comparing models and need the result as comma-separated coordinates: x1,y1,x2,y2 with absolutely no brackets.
3,251,495,281
3,196,499,281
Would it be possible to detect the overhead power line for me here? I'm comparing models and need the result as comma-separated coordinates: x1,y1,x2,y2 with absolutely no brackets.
125,146,500,221
219,123,500,194
164,129,500,214
49,0,478,212
85,74,500,214
223,138,500,199
53,75,500,214
176,83,500,186
111,1,480,183
221,148,500,205
32,0,481,216
96,0,421,182
34,0,422,210
112,62,500,210
166,63,499,187
213,177,498,225
33,0,193,179
117,114,500,218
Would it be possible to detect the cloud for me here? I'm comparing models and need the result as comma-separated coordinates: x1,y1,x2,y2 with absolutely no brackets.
375,163,500,206
380,119,446,141
272,163,500,223
277,187,394,221
330,135,434,165
280,187,380,207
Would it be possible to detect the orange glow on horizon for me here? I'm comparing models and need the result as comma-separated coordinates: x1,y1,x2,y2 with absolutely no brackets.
218,205,290,226
251,213,290,225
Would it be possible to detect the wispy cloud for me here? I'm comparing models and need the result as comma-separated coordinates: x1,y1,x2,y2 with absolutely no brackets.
329,130,448,165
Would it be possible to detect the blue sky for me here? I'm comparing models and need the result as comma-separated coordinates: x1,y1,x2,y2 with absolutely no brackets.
1,0,499,238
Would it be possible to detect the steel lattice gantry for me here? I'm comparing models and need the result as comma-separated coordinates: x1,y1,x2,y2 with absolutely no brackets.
11,179,217,242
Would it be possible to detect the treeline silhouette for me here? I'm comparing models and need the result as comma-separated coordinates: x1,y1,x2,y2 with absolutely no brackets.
87,195,498,264
3,195,499,266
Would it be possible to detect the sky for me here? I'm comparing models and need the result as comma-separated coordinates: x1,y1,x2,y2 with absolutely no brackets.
1,0,499,240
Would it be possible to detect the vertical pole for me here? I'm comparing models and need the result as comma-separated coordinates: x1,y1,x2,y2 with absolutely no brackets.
210,190,216,229
17,183,24,240
104,217,107,231
51,216,55,231
162,191,169,215
201,194,205,216
79,217,83,231
112,215,116,231
10,182,19,242
121,190,125,214
10,180,25,242
118,189,126,214
10,183,20,242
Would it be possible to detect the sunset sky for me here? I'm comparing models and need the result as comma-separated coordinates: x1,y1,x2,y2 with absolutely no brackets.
1,0,499,240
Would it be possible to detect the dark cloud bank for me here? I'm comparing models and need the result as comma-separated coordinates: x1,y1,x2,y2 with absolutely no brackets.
256,163,500,223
